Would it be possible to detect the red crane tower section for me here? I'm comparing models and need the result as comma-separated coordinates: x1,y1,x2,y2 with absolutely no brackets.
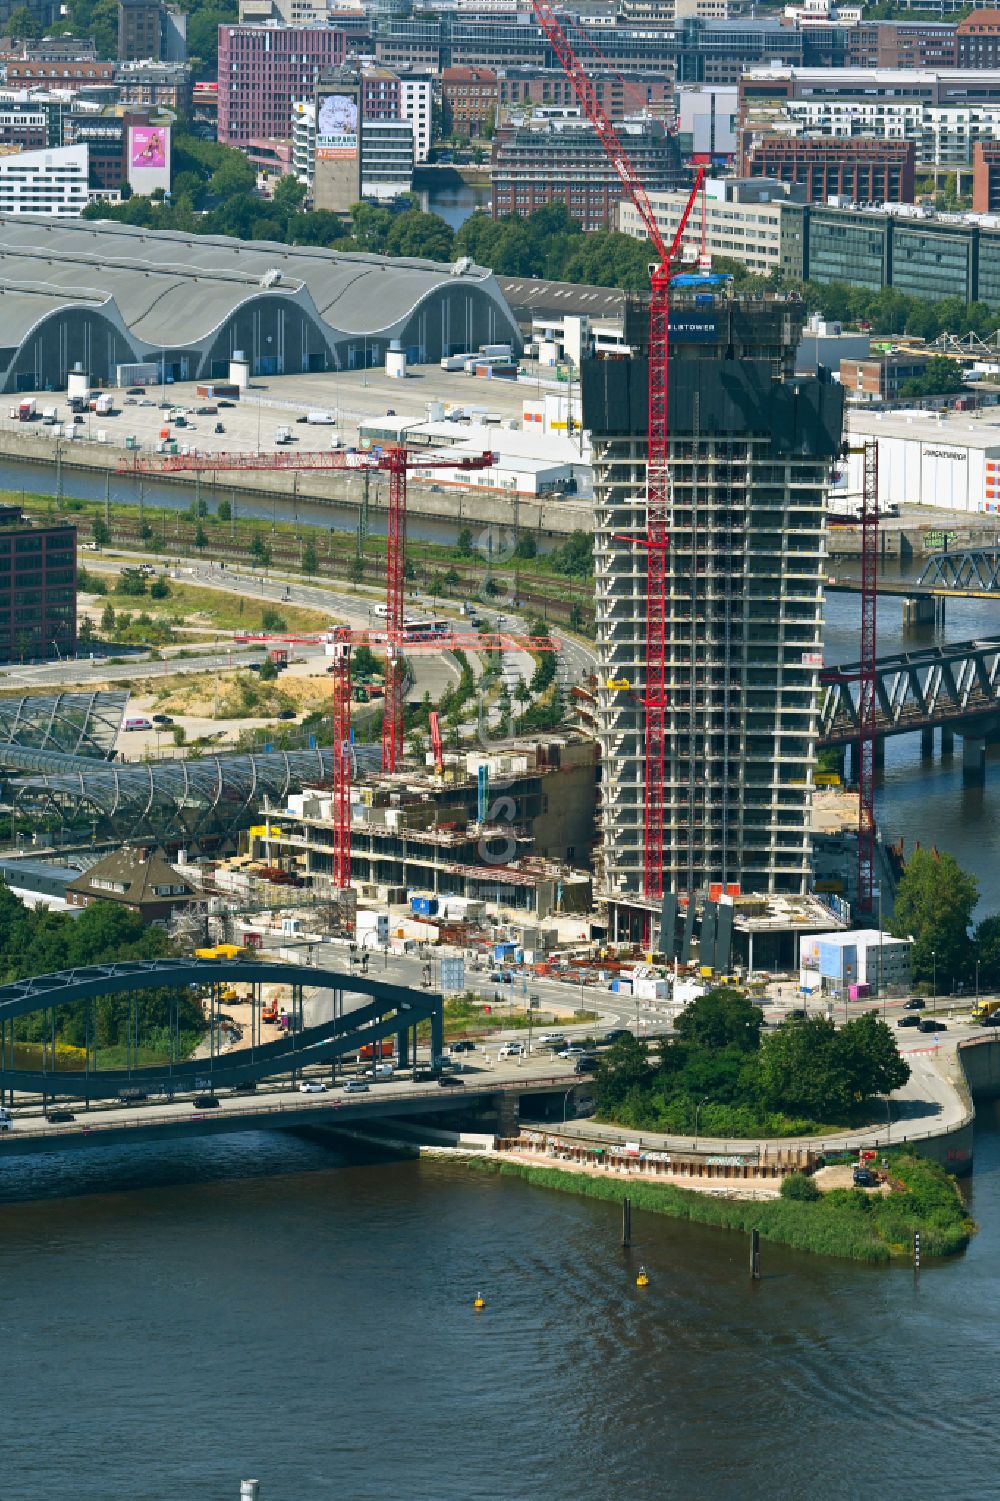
857,439,879,914
530,0,704,901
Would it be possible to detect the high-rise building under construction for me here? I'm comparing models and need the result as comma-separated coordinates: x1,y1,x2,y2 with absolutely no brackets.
583,290,843,932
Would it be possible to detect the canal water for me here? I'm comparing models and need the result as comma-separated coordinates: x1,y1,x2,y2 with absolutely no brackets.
1,1118,999,1500
420,177,490,229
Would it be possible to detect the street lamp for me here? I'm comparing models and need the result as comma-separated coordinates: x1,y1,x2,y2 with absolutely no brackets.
976,959,981,1007
694,1094,710,1150
932,949,937,1014
562,1085,575,1126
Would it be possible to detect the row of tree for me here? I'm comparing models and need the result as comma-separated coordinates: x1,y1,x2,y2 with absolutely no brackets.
888,846,1000,992
594,991,910,1135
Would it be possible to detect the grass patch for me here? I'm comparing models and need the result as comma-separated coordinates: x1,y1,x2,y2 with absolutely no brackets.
463,1151,974,1264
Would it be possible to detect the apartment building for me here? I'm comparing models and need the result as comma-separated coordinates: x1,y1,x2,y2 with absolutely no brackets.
0,104,46,151
399,74,432,162
973,139,1000,211
0,510,76,664
584,291,842,915
217,24,346,146
492,112,680,229
956,9,1000,66
441,65,497,137
494,68,673,125
844,20,958,68
744,137,916,204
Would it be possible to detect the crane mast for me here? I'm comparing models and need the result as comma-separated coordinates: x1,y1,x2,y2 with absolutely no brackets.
531,0,703,905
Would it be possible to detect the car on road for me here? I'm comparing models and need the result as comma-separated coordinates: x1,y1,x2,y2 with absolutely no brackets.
903,998,926,1011
450,1039,475,1053
214,422,225,434
45,1108,75,1123
784,1009,807,1023
602,1028,630,1044
489,970,514,983
541,1033,567,1046
558,1045,586,1059
193,1094,220,1108
342,1079,370,1094
299,1080,327,1093
980,1012,1000,1027
919,1019,948,1033
438,1075,465,1088
151,713,173,725
126,386,145,395
897,1015,922,1028
231,1080,257,1094
574,1055,598,1075
277,709,296,720
498,1042,524,1058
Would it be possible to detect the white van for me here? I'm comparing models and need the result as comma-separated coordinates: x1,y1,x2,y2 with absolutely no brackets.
368,1062,394,1081
123,716,153,732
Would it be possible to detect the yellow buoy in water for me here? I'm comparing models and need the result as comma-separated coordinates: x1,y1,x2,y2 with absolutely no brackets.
636,1267,649,1288
474,1292,486,1310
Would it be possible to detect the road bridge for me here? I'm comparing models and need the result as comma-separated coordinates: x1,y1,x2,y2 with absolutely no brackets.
819,636,1000,778
829,546,1000,611
0,957,444,1105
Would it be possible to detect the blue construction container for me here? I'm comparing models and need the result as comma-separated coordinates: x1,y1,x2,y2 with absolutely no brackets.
411,895,439,917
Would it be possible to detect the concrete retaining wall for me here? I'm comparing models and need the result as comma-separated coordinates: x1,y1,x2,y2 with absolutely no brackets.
0,429,592,539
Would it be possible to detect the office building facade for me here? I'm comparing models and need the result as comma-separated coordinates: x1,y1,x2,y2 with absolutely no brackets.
0,511,76,664
217,24,347,146
744,136,916,204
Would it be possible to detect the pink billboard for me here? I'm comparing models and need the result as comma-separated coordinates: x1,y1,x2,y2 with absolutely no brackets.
130,126,166,170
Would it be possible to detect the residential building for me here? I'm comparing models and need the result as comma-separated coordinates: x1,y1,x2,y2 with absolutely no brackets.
4,60,114,90
359,117,414,199
399,73,432,162
492,111,681,230
0,103,46,150
619,179,794,277
956,8,1000,66
0,509,76,664
118,0,161,61
66,846,197,921
845,20,958,68
0,142,88,215
583,291,842,921
494,68,673,128
743,137,916,204
739,66,1000,168
217,24,347,147
839,352,930,402
191,79,218,133
21,38,98,61
114,61,191,112
973,139,1000,211
442,65,497,137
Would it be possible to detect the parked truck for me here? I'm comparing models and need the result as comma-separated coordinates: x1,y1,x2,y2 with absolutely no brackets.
16,398,35,421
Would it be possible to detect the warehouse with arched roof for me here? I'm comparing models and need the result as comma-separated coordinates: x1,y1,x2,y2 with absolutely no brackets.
0,216,521,391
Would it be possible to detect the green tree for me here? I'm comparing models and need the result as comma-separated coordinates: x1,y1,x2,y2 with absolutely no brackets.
513,532,537,560
194,522,208,551
100,601,116,633
92,518,110,549
674,989,764,1053
593,1033,654,1112
899,356,966,399
149,576,170,599
889,847,978,985
250,533,271,569
78,618,95,649
216,499,232,522
836,1012,911,1102
348,555,365,584
349,202,393,252
257,656,278,682
7,4,42,36
261,607,287,631
352,643,378,678
302,537,319,575
115,569,147,596
384,210,454,262
757,1017,854,1119
456,528,475,556
973,913,1000,989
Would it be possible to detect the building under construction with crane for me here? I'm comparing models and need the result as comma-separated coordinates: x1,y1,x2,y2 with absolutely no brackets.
586,294,843,937
526,0,848,948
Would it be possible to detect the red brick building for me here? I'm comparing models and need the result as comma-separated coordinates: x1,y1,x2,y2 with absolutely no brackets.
492,114,679,228
973,140,1000,212
441,66,497,139
744,137,916,205
840,353,929,403
957,9,1000,67
845,21,957,69
6,60,114,88
496,69,673,124
217,25,346,148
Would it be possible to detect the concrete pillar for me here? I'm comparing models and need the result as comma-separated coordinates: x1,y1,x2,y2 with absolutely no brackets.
903,596,937,630
921,727,934,758
874,738,885,769
496,1092,520,1138
963,735,986,786
941,726,955,756
396,1027,410,1068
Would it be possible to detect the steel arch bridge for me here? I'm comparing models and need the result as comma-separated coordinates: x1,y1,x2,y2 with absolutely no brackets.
819,635,1000,746
917,548,1000,595
0,957,443,1104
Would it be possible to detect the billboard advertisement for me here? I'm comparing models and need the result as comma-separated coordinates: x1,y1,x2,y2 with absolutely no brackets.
316,92,358,161
127,122,171,196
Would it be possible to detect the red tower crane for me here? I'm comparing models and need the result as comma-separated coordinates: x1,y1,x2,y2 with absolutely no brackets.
530,0,705,902
856,440,879,914
123,444,494,775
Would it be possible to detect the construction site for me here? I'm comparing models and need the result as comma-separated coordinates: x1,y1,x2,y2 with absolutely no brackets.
0,1,892,1006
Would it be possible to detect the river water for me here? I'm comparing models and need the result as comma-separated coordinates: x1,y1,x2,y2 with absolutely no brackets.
1,1116,999,1501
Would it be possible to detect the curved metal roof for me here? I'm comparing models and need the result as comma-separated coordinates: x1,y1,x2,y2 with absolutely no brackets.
0,216,517,353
